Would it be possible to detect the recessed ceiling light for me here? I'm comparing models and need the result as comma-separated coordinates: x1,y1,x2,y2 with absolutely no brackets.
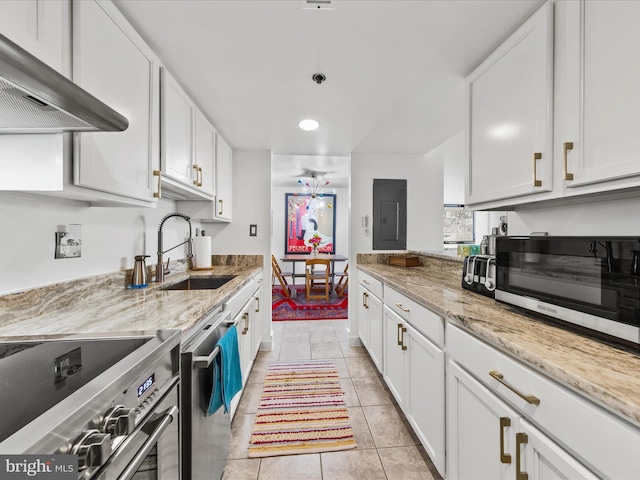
298,119,320,131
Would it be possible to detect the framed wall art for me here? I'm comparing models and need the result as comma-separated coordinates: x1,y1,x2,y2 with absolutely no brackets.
285,193,336,254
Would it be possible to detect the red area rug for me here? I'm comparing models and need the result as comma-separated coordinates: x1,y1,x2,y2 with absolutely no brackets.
272,286,348,321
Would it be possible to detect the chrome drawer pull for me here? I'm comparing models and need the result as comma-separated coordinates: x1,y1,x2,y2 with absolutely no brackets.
489,370,540,405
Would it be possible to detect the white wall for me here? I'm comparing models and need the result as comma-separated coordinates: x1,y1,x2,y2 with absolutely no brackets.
203,149,272,258
0,193,191,295
351,152,444,255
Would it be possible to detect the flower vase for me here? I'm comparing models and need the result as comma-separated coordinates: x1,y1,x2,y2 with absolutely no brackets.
311,245,318,256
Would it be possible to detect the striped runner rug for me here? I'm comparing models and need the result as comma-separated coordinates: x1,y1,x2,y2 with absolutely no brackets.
247,360,357,457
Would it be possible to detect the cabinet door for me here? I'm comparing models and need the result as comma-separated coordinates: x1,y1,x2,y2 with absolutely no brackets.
161,67,195,187
195,111,216,196
447,360,518,480
561,1,640,191
518,420,599,480
405,323,445,476
250,289,262,359
357,284,370,349
466,2,553,205
215,135,233,221
73,0,159,204
238,307,251,385
382,306,406,407
0,0,66,73
366,291,383,372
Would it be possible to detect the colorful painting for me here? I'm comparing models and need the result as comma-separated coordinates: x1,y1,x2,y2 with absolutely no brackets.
285,193,336,254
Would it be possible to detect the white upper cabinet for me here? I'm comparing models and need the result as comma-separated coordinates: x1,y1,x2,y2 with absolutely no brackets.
161,67,195,188
466,2,554,206
557,0,640,193
215,135,233,221
195,110,216,197
0,0,67,73
73,0,159,205
160,67,215,201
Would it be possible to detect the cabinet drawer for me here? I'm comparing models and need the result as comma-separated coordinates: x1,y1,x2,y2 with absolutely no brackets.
385,287,444,347
224,279,256,320
358,269,383,298
448,323,640,479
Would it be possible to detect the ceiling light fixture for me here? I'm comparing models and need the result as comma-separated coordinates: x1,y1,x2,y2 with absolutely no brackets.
298,119,320,131
297,172,330,198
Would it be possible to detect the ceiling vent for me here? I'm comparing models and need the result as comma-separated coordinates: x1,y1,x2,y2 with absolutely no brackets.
302,0,335,10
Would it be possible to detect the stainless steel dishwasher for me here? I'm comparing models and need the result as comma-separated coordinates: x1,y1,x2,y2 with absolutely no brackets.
181,308,234,480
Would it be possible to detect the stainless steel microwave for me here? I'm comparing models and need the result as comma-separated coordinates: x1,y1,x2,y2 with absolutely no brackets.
495,236,640,349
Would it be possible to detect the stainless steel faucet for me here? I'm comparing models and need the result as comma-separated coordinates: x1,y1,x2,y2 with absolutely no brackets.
156,212,193,282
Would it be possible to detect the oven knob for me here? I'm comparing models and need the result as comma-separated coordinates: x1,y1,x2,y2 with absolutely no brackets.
71,429,112,470
102,405,136,437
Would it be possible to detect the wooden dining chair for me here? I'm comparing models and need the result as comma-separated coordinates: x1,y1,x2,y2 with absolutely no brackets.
305,258,331,301
271,255,293,298
334,262,349,297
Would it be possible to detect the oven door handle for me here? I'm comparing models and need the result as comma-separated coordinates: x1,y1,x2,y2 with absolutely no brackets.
117,406,179,480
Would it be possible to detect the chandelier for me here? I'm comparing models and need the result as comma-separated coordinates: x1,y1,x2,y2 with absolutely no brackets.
297,172,330,198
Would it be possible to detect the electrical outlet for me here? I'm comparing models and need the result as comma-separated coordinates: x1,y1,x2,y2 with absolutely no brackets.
55,224,82,259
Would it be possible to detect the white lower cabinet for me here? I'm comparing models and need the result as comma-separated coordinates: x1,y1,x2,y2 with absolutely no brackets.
225,272,263,418
357,282,383,370
404,322,445,475
447,360,597,480
382,305,406,407
447,322,640,479
382,301,445,476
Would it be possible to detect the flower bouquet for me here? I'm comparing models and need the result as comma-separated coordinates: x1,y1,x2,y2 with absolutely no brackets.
308,233,322,256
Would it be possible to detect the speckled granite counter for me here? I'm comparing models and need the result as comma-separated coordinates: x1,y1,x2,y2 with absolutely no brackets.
0,255,263,341
357,252,640,427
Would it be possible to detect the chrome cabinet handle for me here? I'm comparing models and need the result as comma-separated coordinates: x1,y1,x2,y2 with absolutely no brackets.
362,279,370,285
532,152,542,187
218,199,223,215
516,432,529,480
255,296,260,313
153,170,161,198
117,406,179,480
489,370,540,405
563,142,574,181
499,417,512,464
395,302,410,313
362,292,369,309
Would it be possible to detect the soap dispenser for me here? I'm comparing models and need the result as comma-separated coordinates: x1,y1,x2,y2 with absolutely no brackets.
131,255,150,288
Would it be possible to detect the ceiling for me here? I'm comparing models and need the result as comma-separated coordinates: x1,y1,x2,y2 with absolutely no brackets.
112,0,544,159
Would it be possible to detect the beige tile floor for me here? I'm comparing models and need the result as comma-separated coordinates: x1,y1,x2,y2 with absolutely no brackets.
223,319,443,480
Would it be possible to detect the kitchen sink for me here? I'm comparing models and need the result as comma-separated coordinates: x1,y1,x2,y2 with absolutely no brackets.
160,275,236,291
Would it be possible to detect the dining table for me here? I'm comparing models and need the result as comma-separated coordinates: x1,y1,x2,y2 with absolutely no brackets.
280,254,348,298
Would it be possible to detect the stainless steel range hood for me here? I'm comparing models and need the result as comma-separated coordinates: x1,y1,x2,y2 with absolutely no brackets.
0,33,128,132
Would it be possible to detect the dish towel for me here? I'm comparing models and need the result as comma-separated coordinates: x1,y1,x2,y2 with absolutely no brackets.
208,324,242,415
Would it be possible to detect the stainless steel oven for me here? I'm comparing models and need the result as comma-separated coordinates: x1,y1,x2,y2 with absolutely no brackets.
496,236,640,348
0,329,181,479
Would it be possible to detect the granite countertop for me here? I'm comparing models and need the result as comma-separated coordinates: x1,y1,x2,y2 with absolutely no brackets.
0,257,263,341
357,255,640,427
